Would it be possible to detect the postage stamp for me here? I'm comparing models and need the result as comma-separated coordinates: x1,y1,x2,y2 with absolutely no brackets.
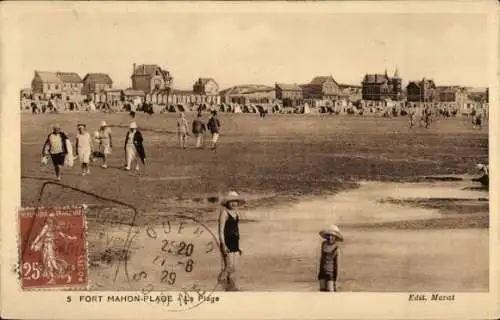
19,206,88,289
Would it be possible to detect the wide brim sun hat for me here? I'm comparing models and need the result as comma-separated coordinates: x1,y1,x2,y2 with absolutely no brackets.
221,191,246,206
319,224,344,241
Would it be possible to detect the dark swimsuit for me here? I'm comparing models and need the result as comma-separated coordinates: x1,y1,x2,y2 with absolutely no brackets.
223,211,240,253
318,242,339,281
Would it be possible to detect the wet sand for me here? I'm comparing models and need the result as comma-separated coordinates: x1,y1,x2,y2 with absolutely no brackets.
88,179,489,292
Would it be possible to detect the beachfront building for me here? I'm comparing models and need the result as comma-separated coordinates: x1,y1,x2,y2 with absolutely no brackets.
361,68,403,101
406,78,437,103
131,63,173,94
193,78,219,95
338,84,362,101
82,73,113,95
275,83,303,107
31,70,84,100
301,76,341,101
221,85,276,105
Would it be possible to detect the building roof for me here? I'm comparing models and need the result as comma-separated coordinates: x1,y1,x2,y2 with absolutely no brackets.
34,71,63,83
83,73,113,84
407,81,421,89
310,76,338,85
197,78,217,86
276,83,302,91
56,72,82,83
220,85,275,96
133,64,170,77
362,74,390,84
407,79,436,89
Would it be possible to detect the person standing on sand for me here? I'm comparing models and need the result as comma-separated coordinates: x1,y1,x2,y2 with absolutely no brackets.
472,163,489,189
124,122,146,171
41,124,70,181
218,191,245,291
75,123,92,176
408,105,416,128
207,110,221,150
318,225,343,292
98,121,113,168
192,112,207,148
177,112,189,149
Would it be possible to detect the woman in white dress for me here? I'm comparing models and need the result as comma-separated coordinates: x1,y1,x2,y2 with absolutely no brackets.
98,121,113,168
76,123,92,176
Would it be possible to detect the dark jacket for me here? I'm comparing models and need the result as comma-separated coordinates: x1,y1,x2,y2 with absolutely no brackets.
192,119,207,134
207,117,221,134
42,132,68,155
124,130,146,164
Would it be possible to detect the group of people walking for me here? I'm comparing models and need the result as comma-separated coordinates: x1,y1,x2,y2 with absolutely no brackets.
177,110,221,150
41,121,146,180
41,110,224,180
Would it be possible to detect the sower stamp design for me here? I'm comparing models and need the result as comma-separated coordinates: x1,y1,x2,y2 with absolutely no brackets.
122,215,223,311
19,206,88,289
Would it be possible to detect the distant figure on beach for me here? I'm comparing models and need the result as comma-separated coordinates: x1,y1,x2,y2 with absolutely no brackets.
318,225,343,292
421,105,432,128
177,112,189,149
218,191,245,291
207,110,221,150
472,110,483,129
192,112,207,149
408,105,416,128
472,163,489,189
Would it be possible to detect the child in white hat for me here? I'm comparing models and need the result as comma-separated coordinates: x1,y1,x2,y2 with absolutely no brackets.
318,224,343,292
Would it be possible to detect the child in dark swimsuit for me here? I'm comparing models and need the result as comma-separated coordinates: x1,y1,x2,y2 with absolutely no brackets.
318,225,344,292
218,191,245,291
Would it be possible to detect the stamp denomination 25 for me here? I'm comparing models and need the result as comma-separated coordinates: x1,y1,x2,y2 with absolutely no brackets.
19,206,88,289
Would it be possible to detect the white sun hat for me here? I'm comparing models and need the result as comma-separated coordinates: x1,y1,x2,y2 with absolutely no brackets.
100,121,107,127
129,122,137,129
319,224,344,241
221,191,246,206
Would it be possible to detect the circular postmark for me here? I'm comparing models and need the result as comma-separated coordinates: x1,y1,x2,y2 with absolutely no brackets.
122,214,223,311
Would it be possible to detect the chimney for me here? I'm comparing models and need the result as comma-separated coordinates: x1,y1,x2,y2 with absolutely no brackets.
133,63,136,75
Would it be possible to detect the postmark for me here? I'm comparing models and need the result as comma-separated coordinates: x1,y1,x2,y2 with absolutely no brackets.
19,205,88,289
122,214,223,311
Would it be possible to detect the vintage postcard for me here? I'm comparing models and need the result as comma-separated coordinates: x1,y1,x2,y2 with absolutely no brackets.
1,1,498,319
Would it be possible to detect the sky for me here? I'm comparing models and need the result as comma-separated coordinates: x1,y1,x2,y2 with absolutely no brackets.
4,3,493,91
